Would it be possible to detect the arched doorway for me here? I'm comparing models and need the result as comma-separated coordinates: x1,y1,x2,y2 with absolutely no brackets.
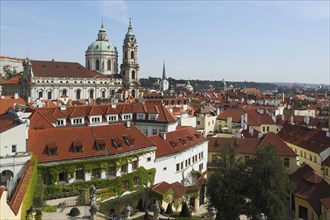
131,90,136,98
0,170,13,186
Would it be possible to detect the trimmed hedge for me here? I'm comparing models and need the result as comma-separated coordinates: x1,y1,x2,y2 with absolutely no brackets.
165,202,173,214
179,202,191,218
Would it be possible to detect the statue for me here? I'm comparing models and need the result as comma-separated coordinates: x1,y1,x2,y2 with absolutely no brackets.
153,201,160,220
124,204,133,219
89,185,98,220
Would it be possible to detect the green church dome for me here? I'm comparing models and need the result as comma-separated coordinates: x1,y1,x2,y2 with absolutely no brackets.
87,40,117,53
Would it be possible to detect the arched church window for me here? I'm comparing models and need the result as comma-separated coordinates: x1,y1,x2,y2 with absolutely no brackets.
131,70,136,80
108,60,111,70
96,60,100,70
124,51,128,59
111,90,115,96
47,91,52,100
131,51,134,59
102,90,106,99
76,89,81,100
38,91,43,98
87,60,90,70
62,89,67,97
89,89,94,99
131,90,136,98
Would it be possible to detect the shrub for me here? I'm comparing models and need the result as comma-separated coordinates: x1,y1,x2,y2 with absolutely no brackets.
165,202,173,214
35,209,42,220
69,207,80,217
41,205,57,212
179,202,191,218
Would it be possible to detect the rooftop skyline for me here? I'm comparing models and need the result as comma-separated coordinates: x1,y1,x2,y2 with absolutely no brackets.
1,1,329,84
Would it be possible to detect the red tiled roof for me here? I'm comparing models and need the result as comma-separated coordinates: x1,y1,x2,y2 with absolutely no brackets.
320,197,330,209
217,108,244,122
0,112,23,133
290,165,330,215
0,96,26,114
208,133,296,157
0,75,20,84
278,124,330,154
150,127,207,158
9,159,35,215
30,60,108,78
245,109,275,126
0,56,24,61
259,132,296,157
28,123,155,163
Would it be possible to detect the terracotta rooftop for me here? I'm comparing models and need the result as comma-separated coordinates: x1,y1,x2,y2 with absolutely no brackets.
0,112,23,133
290,165,330,215
150,126,207,158
0,96,26,114
217,108,244,122
28,123,155,163
30,60,112,79
278,124,330,154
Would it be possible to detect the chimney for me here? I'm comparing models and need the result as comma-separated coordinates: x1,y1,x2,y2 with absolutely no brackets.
244,113,248,130
14,93,18,99
240,114,244,128
159,132,166,141
326,131,330,138
249,126,254,136
290,115,294,125
306,116,309,125
125,120,131,128
60,105,66,111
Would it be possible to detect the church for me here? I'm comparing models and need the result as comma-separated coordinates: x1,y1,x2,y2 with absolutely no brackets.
20,19,140,102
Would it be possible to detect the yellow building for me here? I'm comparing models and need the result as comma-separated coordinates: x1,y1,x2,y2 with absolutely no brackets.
290,165,330,220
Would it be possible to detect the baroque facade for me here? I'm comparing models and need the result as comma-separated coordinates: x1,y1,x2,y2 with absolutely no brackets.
20,20,139,102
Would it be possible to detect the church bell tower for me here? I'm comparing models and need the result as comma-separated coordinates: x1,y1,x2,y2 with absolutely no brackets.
120,18,140,98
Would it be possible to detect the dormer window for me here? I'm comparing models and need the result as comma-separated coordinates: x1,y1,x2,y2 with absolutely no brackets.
178,138,186,145
72,118,83,125
90,116,101,123
122,114,132,121
136,113,146,120
148,114,158,120
169,140,178,148
194,134,200,139
187,136,193,142
111,138,123,149
107,115,118,122
95,138,106,151
56,119,65,126
46,142,58,156
72,140,83,153
123,135,135,146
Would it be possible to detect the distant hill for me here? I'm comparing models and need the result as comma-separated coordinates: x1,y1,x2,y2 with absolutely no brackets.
140,77,278,91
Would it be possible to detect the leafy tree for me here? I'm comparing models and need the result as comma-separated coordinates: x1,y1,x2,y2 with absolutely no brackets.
206,143,247,220
246,145,292,220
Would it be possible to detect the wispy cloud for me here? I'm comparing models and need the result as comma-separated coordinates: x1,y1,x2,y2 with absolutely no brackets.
99,1,129,25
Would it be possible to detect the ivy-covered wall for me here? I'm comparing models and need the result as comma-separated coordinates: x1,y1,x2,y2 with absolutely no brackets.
21,155,38,220
41,166,156,200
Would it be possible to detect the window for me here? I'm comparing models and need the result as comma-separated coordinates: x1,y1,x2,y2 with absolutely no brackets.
148,114,158,120
62,89,67,97
309,154,312,160
91,117,100,123
72,140,83,153
108,115,117,122
87,60,90,69
170,141,178,148
284,158,290,167
92,169,101,180
163,167,167,171
179,138,186,145
304,152,306,158
185,160,188,167
73,118,83,124
75,170,84,180
58,172,68,182
137,113,146,120
95,138,106,151
197,121,200,125
124,51,128,59
47,91,52,100
131,70,136,79
192,156,195,163
121,164,128,173
199,163,204,172
188,158,191,165
102,90,106,99
147,157,151,162
89,89,94,99
111,138,123,149
195,155,198,161
107,60,111,70
96,60,100,70
152,129,158,135
181,162,183,169
124,136,135,146
56,120,65,126
48,147,58,156
11,145,17,153
131,51,134,59
267,127,270,132
211,155,218,163
325,168,329,176
176,163,180,171
38,91,43,98
133,177,139,186
123,114,132,120
132,160,138,170
187,136,193,142
262,127,265,132
108,167,116,177
300,150,302,157
76,89,81,99
245,156,250,162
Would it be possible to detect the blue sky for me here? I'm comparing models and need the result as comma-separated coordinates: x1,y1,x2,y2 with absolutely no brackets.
1,1,329,84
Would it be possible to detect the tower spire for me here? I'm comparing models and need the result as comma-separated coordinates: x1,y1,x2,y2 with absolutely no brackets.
162,59,166,80
101,18,104,29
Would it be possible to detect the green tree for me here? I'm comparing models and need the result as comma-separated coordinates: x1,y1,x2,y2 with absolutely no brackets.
246,145,292,220
206,143,247,220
